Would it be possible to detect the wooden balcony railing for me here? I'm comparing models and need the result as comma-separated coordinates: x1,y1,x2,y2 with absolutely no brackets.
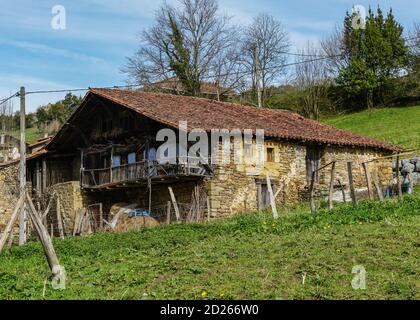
81,158,211,188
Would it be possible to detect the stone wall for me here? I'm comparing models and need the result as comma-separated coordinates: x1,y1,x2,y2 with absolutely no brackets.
206,140,393,217
0,163,19,228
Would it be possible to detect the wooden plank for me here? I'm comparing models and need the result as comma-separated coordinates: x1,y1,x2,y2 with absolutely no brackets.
362,162,374,200
309,170,316,214
266,172,278,219
168,187,180,221
347,162,357,206
396,155,402,201
0,194,25,253
26,192,61,271
56,197,64,239
328,162,336,210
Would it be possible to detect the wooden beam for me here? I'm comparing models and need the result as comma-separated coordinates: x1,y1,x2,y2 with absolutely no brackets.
168,187,180,221
337,179,346,203
266,172,278,219
328,162,336,209
362,162,374,200
0,195,25,253
347,162,357,206
309,170,316,214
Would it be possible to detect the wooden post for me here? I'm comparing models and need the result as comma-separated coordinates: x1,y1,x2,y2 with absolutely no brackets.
206,196,211,222
19,86,27,245
25,193,61,271
0,195,25,253
337,179,346,202
266,172,278,219
309,170,316,213
362,162,374,200
166,201,171,224
99,203,103,229
168,187,180,221
42,156,47,193
396,155,402,201
328,162,336,209
347,162,357,206
373,174,384,201
56,197,64,239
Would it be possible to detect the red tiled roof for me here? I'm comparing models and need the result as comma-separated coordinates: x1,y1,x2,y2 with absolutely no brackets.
74,88,401,152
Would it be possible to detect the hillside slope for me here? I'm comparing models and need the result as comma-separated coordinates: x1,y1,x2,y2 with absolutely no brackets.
0,196,419,300
324,106,420,150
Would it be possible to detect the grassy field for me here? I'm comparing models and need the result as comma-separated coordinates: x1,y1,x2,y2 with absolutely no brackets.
11,127,41,144
0,194,419,300
325,106,420,150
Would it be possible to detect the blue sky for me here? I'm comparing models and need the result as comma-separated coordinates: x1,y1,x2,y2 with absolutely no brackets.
0,0,418,112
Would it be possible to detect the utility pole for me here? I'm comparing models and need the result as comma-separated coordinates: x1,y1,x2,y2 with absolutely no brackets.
19,86,27,245
254,45,263,108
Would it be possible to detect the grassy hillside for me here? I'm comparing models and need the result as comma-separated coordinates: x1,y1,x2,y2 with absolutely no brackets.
11,127,41,144
0,195,419,300
325,106,420,150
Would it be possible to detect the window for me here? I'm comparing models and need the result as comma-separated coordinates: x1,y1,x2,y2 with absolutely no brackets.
266,148,275,162
306,145,323,182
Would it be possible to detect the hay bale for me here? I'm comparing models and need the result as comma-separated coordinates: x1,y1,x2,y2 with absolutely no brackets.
114,214,159,232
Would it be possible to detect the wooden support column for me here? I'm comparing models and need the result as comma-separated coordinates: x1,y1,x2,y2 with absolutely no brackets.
347,162,357,206
337,179,346,202
362,162,374,200
309,170,316,214
168,187,180,221
266,172,278,219
328,162,336,210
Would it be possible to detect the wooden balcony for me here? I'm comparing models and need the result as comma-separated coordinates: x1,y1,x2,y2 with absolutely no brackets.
81,158,211,190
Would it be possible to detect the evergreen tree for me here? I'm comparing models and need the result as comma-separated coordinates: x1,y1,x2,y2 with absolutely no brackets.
338,7,408,109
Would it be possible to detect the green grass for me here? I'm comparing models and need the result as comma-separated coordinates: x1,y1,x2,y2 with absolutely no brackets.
0,195,419,300
324,106,420,150
10,127,42,144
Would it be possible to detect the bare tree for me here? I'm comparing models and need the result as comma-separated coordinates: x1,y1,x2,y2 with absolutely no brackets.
123,0,235,96
242,13,290,105
295,43,331,120
321,26,349,78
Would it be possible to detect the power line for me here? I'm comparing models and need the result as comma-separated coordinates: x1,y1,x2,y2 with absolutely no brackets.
0,92,19,105
25,84,141,95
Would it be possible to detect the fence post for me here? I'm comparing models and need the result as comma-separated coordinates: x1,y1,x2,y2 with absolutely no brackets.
396,155,403,201
347,162,357,206
328,162,336,209
362,162,373,200
309,170,316,214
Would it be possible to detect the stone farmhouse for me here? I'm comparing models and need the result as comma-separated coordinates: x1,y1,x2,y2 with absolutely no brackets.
0,89,401,232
